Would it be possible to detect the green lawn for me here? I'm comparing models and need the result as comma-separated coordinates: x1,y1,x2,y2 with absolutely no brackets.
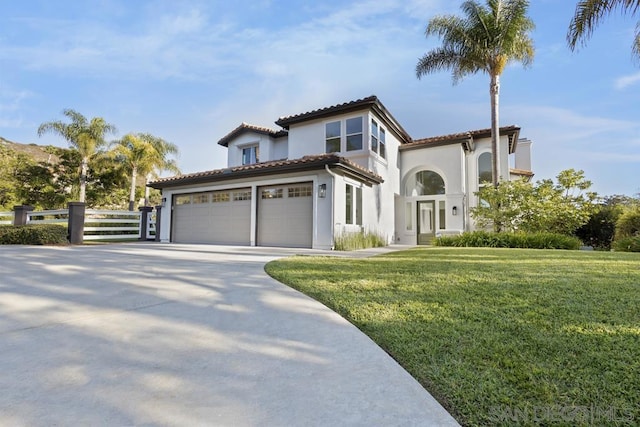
265,248,640,426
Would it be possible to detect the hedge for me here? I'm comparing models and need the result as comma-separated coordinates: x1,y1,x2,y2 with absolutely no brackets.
612,236,640,252
0,224,68,245
434,231,582,250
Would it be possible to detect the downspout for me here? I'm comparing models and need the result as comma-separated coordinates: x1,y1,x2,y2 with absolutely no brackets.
325,164,337,250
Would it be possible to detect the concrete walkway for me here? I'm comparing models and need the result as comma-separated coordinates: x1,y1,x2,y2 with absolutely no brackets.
0,243,459,426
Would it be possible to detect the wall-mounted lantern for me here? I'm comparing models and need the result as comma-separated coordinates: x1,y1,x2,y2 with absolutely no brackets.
452,206,458,216
318,183,327,198
161,197,167,207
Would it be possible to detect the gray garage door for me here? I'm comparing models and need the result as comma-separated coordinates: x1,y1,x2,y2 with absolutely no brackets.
257,183,313,248
172,189,251,244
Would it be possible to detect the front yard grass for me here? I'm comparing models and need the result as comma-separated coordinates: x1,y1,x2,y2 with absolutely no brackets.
265,248,640,426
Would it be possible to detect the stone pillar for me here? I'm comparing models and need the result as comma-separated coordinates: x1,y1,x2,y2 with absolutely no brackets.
68,202,86,244
13,205,34,226
139,206,153,241
154,206,162,242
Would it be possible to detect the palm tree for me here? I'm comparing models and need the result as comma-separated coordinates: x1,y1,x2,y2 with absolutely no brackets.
38,109,116,203
111,133,180,211
568,0,640,57
416,0,535,186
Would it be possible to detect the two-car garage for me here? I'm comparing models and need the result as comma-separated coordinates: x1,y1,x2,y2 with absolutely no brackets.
171,182,313,248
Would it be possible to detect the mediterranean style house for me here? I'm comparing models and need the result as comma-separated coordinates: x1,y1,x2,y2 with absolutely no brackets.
149,96,533,249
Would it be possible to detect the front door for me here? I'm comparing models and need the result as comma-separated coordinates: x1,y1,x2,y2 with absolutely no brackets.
417,200,436,245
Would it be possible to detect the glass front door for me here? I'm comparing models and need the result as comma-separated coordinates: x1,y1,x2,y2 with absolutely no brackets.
417,200,436,245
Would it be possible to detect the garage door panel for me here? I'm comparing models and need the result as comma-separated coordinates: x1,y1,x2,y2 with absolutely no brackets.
257,183,313,248
172,189,251,245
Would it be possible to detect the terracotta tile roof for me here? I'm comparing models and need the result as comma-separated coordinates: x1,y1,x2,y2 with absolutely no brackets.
275,95,412,143
149,153,383,189
401,125,521,153
217,122,288,147
510,168,534,177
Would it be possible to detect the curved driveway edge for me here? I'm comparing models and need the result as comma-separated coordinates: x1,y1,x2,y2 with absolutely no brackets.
0,243,459,426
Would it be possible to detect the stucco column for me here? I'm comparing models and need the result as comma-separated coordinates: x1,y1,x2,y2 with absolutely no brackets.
154,206,162,242
68,202,86,245
13,205,34,226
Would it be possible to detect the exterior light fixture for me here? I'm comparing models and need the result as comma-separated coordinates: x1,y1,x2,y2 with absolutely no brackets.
318,183,327,198
452,206,458,216
161,197,167,207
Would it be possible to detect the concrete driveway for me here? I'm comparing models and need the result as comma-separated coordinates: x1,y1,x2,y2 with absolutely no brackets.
0,243,459,426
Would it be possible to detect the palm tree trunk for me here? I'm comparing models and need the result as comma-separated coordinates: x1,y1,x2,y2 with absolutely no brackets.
490,73,501,187
144,173,151,206
490,73,502,233
129,166,137,211
79,157,88,203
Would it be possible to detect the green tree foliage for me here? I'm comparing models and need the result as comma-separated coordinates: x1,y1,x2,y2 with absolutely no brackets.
472,169,598,235
416,0,534,185
0,145,32,209
615,207,640,239
38,109,116,202
575,194,639,249
568,0,640,58
110,133,180,211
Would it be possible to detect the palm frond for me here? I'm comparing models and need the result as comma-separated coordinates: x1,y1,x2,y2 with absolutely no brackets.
568,0,640,51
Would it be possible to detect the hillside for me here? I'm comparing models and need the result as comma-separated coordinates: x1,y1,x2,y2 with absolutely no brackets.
0,137,60,164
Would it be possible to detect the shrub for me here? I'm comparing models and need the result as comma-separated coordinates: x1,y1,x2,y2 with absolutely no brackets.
612,236,640,252
575,204,622,250
0,224,68,245
334,230,387,251
434,231,581,250
615,209,640,240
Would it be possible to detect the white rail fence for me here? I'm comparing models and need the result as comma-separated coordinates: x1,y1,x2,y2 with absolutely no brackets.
1,207,157,242
0,211,13,225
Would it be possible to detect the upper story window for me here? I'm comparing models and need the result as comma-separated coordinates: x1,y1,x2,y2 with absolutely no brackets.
478,152,493,185
346,117,363,151
370,119,387,159
325,117,364,153
405,170,446,196
242,145,259,165
326,121,341,153
371,119,379,153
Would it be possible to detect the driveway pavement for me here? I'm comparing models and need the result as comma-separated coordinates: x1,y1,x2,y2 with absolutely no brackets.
0,243,459,426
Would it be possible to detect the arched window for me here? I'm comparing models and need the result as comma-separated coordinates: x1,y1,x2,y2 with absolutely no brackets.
405,170,445,196
478,152,493,185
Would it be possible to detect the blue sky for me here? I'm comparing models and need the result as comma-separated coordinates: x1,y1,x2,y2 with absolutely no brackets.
1,0,639,196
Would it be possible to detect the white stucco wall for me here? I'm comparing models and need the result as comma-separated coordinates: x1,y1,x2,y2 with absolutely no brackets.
226,132,280,167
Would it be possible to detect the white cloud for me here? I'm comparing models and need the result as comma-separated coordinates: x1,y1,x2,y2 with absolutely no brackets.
614,72,640,89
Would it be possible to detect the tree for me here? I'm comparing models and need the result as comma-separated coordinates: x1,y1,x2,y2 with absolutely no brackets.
110,133,179,211
472,169,598,235
416,0,535,186
38,109,116,203
568,0,640,57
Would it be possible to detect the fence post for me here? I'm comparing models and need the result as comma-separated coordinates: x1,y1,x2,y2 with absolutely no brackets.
154,205,162,242
13,205,34,226
139,206,153,241
68,202,86,244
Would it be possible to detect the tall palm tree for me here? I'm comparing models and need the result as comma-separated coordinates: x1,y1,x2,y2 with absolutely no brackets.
416,0,535,186
111,133,180,211
568,0,640,57
38,109,116,202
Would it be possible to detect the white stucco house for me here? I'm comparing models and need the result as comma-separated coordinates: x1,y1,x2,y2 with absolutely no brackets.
149,96,533,249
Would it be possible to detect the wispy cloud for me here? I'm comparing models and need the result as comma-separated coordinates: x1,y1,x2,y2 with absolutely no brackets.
614,72,640,89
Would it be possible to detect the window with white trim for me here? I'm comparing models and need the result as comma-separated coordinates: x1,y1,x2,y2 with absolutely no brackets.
346,117,363,151
478,152,493,185
345,184,363,225
325,121,341,153
242,145,259,165
370,119,387,159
